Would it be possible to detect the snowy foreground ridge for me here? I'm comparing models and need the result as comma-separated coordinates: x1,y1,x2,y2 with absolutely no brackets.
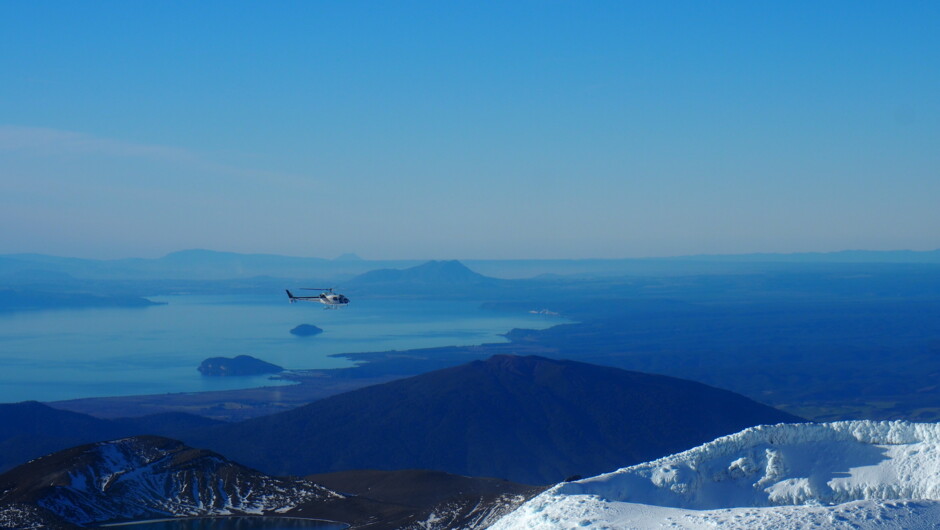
491,421,940,529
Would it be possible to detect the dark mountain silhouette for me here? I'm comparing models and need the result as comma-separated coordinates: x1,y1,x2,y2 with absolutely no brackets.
290,323,324,336
350,260,493,286
307,469,544,529
183,355,803,484
345,260,498,297
0,401,222,473
310,468,541,508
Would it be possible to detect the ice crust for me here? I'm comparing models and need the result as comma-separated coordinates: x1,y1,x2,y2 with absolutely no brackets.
492,421,940,529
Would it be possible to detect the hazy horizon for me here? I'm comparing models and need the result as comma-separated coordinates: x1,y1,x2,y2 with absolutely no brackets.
4,245,940,263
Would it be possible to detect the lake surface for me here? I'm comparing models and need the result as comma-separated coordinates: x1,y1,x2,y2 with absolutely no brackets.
0,295,563,403
106,516,345,529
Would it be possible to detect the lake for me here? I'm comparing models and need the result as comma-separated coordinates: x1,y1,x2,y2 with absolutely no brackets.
0,295,564,403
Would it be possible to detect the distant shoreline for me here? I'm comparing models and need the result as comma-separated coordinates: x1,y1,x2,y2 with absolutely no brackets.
1,293,564,407
45,333,556,421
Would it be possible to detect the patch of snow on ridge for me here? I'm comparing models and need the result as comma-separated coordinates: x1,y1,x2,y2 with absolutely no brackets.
31,437,338,526
491,421,940,529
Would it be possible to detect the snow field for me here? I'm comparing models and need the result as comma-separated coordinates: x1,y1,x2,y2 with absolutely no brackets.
492,421,940,529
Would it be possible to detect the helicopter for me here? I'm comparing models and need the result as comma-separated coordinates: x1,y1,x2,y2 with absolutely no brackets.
285,288,350,308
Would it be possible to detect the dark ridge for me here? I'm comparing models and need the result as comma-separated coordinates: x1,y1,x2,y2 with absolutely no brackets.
0,401,125,473
308,468,544,508
305,468,545,529
182,355,803,484
0,402,222,473
110,411,225,433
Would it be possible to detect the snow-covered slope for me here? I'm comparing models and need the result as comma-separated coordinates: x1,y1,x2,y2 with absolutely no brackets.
492,421,940,529
403,493,531,530
0,436,341,527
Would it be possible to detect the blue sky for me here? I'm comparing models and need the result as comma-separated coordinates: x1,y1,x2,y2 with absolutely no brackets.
1,1,938,259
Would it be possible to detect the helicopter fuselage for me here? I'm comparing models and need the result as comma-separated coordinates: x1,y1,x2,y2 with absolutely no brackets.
286,289,349,307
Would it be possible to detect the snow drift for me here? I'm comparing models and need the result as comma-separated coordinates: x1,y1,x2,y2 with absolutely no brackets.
492,421,940,529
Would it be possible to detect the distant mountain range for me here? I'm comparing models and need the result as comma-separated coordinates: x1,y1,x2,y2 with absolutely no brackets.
3,248,940,284
180,355,802,484
665,248,940,264
0,249,426,283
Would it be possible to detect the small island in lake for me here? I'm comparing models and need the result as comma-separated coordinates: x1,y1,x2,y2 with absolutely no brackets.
198,355,283,376
290,324,323,337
